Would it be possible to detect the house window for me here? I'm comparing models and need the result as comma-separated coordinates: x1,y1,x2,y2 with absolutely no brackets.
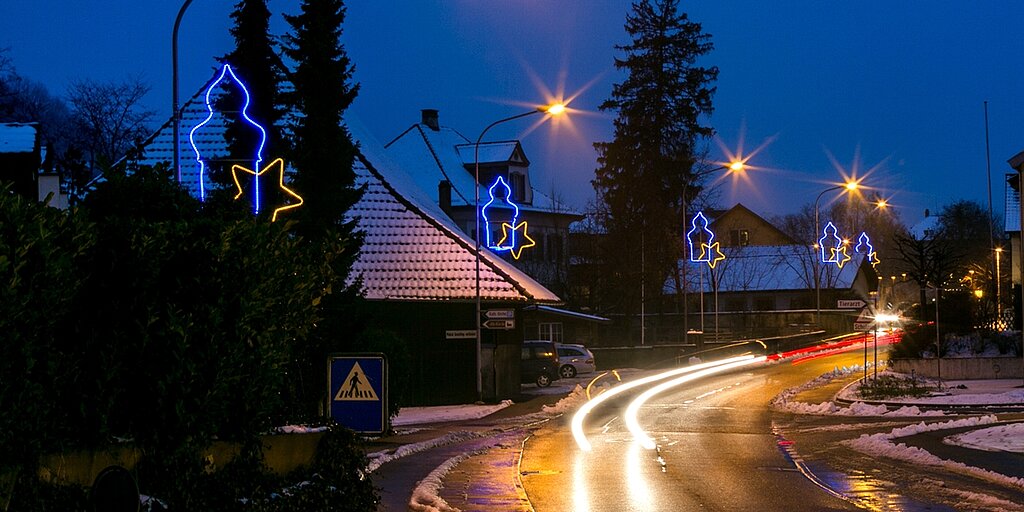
729,229,749,246
539,322,563,343
511,173,526,202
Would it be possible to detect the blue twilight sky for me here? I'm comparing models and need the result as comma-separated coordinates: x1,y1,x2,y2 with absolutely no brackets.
2,1,1022,227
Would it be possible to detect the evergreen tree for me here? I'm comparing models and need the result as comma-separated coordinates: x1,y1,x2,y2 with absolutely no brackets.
282,0,366,417
217,0,285,207
282,0,362,235
592,0,718,330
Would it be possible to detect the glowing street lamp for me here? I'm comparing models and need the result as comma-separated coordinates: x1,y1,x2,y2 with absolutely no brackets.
473,102,565,403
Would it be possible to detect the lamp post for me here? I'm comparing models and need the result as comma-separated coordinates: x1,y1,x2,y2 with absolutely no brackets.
473,103,564,403
813,181,858,326
681,160,745,346
172,0,195,184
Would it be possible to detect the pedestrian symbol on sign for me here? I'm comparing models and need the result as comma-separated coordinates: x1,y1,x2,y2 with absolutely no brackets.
334,362,380,401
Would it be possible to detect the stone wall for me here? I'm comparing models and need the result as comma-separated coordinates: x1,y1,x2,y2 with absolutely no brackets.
889,357,1024,380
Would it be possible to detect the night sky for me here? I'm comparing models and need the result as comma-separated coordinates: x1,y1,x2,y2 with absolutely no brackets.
3,1,1022,227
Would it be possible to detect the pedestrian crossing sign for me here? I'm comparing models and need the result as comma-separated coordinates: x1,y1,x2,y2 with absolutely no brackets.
328,354,387,434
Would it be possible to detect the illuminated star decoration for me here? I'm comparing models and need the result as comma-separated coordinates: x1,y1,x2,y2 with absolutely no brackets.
188,64,266,206
686,211,725,268
496,221,536,260
231,158,304,222
480,176,534,258
818,222,847,266
854,232,881,268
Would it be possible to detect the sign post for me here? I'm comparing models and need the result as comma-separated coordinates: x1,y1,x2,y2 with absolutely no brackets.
327,354,387,434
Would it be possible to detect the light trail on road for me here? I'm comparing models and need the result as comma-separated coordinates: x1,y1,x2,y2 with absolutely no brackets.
571,354,758,451
624,355,767,449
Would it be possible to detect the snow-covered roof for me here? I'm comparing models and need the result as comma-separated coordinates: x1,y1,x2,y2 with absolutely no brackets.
523,304,611,323
0,123,38,154
1005,173,1020,233
454,141,522,166
384,121,576,214
668,245,867,294
909,215,940,240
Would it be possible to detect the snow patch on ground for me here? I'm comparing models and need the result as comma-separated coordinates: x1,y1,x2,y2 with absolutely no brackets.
366,430,482,474
392,400,514,426
944,422,1024,454
836,373,1024,406
845,416,1024,491
771,365,946,417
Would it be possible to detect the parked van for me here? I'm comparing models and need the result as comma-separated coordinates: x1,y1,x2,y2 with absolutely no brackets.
521,340,561,387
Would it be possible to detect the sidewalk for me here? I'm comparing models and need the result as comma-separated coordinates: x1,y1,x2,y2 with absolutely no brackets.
368,386,576,512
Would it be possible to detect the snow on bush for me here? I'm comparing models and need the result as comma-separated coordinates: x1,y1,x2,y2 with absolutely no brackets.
771,365,945,417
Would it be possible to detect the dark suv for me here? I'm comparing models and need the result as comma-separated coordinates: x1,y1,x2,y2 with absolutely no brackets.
521,340,561,387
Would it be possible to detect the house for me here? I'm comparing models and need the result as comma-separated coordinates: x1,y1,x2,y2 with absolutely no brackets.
668,204,878,339
1006,152,1024,288
383,109,583,297
134,68,564,404
0,122,66,208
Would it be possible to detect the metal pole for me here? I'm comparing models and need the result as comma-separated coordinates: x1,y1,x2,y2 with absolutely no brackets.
474,109,542,403
873,292,878,379
984,102,997,318
813,185,841,327
172,0,194,184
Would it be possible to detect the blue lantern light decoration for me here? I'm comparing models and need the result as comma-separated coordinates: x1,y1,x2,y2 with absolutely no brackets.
188,63,301,221
854,232,881,267
686,212,726,268
480,175,534,260
819,221,851,268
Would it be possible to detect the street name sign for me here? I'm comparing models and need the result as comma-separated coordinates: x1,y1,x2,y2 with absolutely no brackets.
328,354,387,434
445,330,476,340
484,309,515,319
482,319,514,330
838,299,867,309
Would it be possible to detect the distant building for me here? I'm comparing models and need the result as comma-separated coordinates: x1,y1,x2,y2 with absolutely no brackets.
384,109,583,297
0,122,66,209
1006,151,1024,287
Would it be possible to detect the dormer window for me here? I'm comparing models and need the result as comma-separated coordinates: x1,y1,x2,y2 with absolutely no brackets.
511,173,526,202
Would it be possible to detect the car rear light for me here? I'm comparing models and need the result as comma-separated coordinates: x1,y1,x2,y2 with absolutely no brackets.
585,358,593,364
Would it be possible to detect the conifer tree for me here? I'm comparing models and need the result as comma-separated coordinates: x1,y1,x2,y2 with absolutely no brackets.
592,0,718,331
217,0,284,205
282,0,362,236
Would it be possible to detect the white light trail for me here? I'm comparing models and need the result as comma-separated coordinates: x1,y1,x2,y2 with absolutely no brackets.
624,355,767,450
571,354,758,451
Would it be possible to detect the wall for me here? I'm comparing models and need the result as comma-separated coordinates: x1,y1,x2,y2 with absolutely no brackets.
889,357,1023,380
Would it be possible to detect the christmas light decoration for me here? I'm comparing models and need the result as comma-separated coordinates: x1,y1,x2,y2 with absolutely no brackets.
819,222,846,265
231,158,304,222
855,231,881,268
480,175,521,250
686,211,725,268
188,63,267,206
496,221,535,260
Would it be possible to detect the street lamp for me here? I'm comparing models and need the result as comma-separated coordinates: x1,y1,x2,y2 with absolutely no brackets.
473,103,565,403
813,180,858,326
680,160,746,347
172,0,195,184
995,246,1003,325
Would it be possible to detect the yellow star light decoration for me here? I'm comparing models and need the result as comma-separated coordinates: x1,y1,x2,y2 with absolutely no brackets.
829,245,852,268
701,242,726,269
496,221,536,260
868,251,881,268
231,158,304,222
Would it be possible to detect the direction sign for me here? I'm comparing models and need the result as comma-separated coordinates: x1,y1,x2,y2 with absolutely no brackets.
328,354,387,434
482,319,514,330
837,299,867,309
484,309,515,319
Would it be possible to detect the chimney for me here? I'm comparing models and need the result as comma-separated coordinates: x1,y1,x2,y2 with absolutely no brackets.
924,208,930,218
438,180,452,213
421,109,439,131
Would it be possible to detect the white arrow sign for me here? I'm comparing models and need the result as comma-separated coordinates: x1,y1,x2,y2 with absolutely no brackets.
838,299,867,309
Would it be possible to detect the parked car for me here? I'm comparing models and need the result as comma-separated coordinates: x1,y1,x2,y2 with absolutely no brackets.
521,340,561,387
556,343,596,378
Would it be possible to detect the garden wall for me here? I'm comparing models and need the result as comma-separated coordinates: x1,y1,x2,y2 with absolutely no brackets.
889,357,1023,380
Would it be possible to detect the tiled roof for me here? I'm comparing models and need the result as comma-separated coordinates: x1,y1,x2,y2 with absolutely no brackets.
668,245,867,294
351,124,561,303
0,123,38,154
134,71,560,304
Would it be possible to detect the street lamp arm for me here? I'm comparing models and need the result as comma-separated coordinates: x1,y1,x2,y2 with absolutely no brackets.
172,0,195,184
